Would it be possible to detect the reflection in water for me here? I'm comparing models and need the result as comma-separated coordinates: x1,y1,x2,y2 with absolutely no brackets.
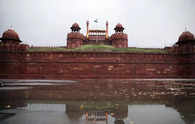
20,103,66,112
128,105,183,124
115,120,125,124
66,102,128,124
0,79,195,124
0,98,195,124
64,98,195,124
170,98,195,124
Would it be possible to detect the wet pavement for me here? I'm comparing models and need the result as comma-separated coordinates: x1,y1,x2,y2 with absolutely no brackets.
4,83,70,86
0,79,78,90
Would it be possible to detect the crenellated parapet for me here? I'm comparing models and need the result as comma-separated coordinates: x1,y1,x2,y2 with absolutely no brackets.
67,23,84,48
110,24,128,48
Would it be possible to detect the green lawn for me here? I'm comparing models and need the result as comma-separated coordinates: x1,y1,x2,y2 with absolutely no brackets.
28,45,167,53
28,47,69,52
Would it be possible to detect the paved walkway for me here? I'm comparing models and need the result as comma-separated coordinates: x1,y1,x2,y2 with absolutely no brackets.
130,79,195,82
0,87,31,90
0,79,78,91
0,79,77,83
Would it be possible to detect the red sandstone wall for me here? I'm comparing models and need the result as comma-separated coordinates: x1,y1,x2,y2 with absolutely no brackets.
112,39,128,48
0,52,195,79
67,40,82,48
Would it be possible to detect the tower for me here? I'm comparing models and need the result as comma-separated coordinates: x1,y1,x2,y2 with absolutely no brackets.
1,29,21,44
106,21,109,39
86,21,89,39
174,31,195,54
67,23,84,48
110,23,128,48
0,29,29,52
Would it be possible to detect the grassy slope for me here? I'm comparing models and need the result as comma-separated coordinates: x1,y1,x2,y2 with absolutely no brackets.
28,45,166,53
28,47,68,52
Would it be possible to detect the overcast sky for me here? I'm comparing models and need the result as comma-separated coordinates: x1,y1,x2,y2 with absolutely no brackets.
0,0,195,48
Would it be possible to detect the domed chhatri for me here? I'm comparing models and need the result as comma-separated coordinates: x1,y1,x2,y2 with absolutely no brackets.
114,23,124,32
170,30,195,53
0,29,29,52
111,23,128,48
67,23,84,48
71,23,81,32
178,31,195,42
1,29,21,44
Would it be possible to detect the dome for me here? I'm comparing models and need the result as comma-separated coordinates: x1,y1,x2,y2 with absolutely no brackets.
71,23,81,32
114,23,124,32
178,31,194,42
2,29,20,41
1,29,21,44
72,23,79,28
116,23,123,28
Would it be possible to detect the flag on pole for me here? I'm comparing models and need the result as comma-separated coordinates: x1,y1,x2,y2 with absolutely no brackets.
94,19,98,23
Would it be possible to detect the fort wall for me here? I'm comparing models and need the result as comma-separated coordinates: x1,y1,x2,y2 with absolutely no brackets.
0,52,195,79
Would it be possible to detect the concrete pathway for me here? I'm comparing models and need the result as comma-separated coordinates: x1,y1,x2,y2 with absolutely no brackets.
0,79,77,83
0,87,31,90
130,78,195,82
0,79,78,91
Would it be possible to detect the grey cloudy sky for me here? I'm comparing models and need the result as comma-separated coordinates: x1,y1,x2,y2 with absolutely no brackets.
0,0,195,48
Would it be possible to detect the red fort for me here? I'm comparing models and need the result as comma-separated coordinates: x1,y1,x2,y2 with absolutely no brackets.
0,22,195,79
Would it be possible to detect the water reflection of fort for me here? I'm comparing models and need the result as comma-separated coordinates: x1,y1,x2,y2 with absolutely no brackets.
20,98,195,124
65,98,195,124
21,103,66,112
170,98,195,124
66,102,127,120
1,97,195,124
